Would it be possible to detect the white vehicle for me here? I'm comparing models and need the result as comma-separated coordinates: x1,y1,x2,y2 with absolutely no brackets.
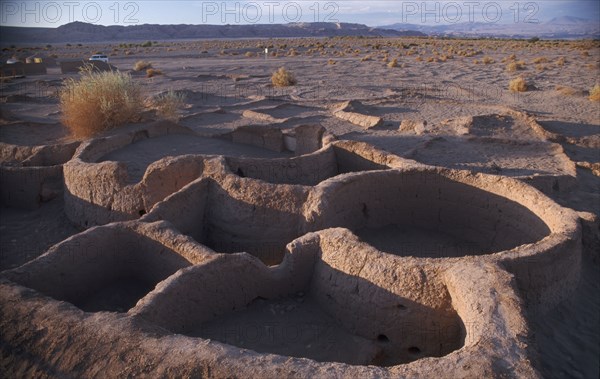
89,54,109,63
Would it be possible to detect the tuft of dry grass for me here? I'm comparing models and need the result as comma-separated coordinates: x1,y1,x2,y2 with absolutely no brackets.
556,56,566,66
555,85,578,96
328,59,337,65
388,58,398,68
590,84,600,101
146,68,163,78
509,76,528,92
133,60,152,71
149,90,186,121
271,67,297,87
482,56,495,64
506,61,524,72
245,51,255,57
60,65,142,137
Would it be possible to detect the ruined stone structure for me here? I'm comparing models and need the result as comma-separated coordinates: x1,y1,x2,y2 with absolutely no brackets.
0,121,584,377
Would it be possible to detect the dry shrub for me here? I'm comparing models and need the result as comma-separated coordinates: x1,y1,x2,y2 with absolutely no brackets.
482,56,495,64
245,51,255,57
555,85,578,96
271,67,297,87
146,68,163,78
328,59,337,65
556,56,566,66
361,55,372,61
60,65,142,137
509,76,528,92
150,90,186,121
590,84,600,101
532,57,548,64
388,58,398,68
506,61,523,72
133,60,152,71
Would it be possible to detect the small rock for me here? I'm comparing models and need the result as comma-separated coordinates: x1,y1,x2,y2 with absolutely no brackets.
399,119,428,135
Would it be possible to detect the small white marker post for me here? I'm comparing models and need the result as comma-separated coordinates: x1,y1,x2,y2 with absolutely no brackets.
265,48,268,60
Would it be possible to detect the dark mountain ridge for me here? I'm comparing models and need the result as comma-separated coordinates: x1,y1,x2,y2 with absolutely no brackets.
0,21,425,44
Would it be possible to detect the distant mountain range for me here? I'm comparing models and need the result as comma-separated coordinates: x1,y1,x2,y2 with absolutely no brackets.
0,21,424,44
381,16,600,39
2,16,596,44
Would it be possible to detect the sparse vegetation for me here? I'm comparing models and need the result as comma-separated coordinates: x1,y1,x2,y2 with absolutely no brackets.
589,84,600,101
59,65,142,137
146,68,163,78
134,60,152,71
271,67,297,87
509,77,528,92
388,58,398,68
150,90,186,121
506,61,524,72
555,86,578,96
482,56,495,64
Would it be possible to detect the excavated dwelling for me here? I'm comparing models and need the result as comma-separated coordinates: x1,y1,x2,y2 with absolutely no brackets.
144,161,580,312
63,121,333,227
0,127,582,377
63,120,423,228
1,222,538,377
0,141,79,209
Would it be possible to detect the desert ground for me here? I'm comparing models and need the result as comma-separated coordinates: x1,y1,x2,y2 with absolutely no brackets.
0,37,599,378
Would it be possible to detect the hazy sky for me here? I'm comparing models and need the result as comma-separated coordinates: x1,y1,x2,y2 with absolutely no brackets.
1,1,599,28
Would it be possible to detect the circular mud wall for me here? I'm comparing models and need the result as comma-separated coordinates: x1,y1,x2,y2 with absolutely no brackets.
308,169,552,256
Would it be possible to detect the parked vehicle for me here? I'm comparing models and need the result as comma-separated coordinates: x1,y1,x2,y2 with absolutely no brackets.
89,54,109,63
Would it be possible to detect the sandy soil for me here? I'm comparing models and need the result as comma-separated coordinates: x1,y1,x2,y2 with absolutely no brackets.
0,197,79,271
193,294,384,366
0,37,598,378
356,225,484,258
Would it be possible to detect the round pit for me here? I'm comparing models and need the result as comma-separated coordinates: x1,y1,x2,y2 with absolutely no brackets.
310,169,553,257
